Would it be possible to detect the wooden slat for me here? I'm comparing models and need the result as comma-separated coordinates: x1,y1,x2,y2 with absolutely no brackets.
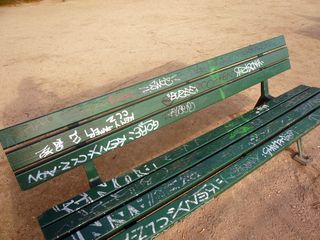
38,85,310,228
0,36,286,149
57,93,320,240
112,109,320,240
41,91,320,240
16,60,291,190
9,48,289,171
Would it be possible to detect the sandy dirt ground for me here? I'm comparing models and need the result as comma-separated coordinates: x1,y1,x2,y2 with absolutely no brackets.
0,0,319,239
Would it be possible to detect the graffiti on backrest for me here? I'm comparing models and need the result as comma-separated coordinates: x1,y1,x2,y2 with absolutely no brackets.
28,118,160,185
167,101,196,118
35,138,64,159
35,110,135,159
120,178,225,240
28,135,127,184
128,119,159,140
84,110,135,139
166,86,198,102
234,58,264,77
27,167,58,184
139,74,181,94
262,130,295,157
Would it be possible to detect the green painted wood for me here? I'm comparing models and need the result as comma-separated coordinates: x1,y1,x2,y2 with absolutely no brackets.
9,48,289,171
0,36,286,149
112,109,320,240
16,60,291,190
83,161,101,186
42,92,320,240
59,94,320,240
38,85,309,228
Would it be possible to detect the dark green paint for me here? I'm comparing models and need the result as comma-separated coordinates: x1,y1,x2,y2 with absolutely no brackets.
16,60,291,190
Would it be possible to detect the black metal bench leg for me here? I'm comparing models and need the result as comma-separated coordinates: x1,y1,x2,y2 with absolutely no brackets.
254,79,274,108
84,160,102,188
292,138,312,165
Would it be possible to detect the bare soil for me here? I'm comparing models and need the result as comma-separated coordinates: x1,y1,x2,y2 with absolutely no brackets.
0,0,319,239
0,0,42,7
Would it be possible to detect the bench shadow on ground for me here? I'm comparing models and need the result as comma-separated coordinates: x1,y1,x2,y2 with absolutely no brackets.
2,61,256,239
294,14,320,41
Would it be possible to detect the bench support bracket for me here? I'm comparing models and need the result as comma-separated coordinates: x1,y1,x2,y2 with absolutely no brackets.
84,161,102,188
292,138,312,165
255,79,274,107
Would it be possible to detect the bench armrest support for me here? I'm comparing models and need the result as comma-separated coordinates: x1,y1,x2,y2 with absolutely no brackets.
84,161,102,188
255,79,274,107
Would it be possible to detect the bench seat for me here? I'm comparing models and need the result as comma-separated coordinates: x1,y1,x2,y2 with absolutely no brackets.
39,85,320,240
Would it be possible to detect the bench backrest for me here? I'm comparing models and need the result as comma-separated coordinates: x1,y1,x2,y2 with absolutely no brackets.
0,35,290,190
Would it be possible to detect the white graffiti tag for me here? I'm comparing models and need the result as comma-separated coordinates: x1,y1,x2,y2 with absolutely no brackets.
166,86,198,101
99,135,127,155
167,101,196,118
35,110,135,160
84,110,135,139
234,58,264,77
35,138,65,159
28,136,127,184
28,166,58,184
262,130,295,157
139,74,181,93
128,119,159,140
167,181,221,219
69,130,82,144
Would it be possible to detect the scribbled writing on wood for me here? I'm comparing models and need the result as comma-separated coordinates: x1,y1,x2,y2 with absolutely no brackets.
162,85,199,106
167,101,196,118
28,119,159,184
34,83,199,160
35,110,135,159
117,178,225,240
51,162,159,215
262,130,294,157
139,74,181,94
234,59,264,77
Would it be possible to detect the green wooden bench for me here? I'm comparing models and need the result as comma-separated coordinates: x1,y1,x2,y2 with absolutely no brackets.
1,35,319,240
